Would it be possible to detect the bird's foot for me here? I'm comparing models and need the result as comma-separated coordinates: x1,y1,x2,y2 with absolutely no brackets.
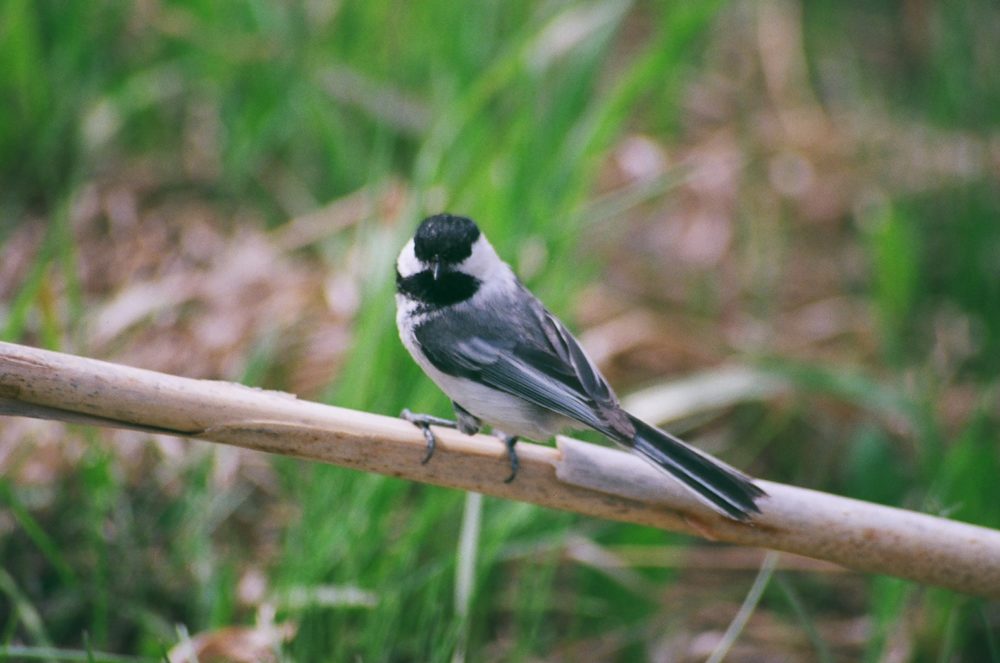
400,409,457,464
496,432,519,483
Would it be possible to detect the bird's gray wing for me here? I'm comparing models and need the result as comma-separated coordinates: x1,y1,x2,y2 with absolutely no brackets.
414,293,634,438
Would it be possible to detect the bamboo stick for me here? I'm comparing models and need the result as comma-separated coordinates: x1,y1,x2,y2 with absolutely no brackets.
1,340,998,597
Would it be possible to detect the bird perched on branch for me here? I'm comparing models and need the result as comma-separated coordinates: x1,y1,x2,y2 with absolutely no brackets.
395,213,765,520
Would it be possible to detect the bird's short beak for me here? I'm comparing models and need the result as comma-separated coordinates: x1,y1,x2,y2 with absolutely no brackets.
432,259,442,280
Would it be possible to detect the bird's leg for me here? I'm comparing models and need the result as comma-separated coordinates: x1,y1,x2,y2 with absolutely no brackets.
493,431,520,483
400,402,481,465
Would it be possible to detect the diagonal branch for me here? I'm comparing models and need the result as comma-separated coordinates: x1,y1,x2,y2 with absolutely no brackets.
1,340,998,598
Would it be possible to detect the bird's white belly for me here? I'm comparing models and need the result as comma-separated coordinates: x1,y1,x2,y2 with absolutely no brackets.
432,372,561,439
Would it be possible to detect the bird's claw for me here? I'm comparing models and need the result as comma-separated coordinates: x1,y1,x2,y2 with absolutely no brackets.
419,425,436,464
400,409,453,465
501,434,519,483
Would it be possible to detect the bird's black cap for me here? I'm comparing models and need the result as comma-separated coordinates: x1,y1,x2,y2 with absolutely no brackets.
414,214,481,264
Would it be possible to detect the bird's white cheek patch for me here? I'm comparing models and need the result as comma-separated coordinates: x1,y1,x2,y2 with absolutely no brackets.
397,239,423,278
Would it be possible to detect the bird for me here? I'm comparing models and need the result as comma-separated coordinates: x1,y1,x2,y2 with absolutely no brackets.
394,213,765,520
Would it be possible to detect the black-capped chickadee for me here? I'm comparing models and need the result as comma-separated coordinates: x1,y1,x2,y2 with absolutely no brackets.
395,213,765,520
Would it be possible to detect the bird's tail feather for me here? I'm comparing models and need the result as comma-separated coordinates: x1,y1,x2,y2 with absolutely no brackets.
625,414,765,520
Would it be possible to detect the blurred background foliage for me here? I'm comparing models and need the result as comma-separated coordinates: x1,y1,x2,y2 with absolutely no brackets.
1,0,999,661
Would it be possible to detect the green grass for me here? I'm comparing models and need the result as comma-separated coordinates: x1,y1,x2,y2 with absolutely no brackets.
2,0,1000,660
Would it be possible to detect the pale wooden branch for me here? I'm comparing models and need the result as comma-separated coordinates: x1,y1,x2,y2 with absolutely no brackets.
1,341,998,598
